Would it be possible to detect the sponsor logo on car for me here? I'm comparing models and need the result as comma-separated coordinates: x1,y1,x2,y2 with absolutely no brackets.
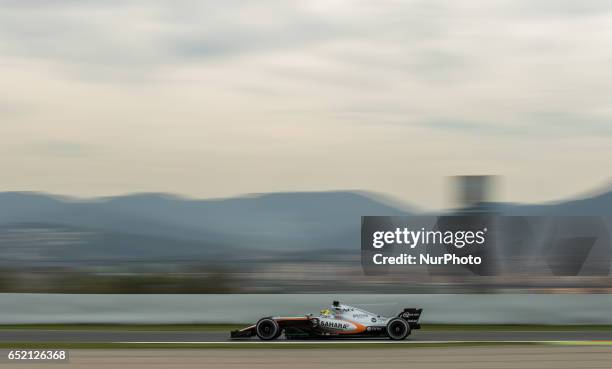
320,320,351,330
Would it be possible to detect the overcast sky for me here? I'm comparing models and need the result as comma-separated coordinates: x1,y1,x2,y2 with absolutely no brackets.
1,0,611,209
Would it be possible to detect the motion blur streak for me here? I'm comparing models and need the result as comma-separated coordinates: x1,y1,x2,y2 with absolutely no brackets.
1,347,610,369
2,176,612,294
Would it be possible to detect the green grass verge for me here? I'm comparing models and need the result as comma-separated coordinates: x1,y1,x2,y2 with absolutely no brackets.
0,341,543,350
422,324,612,331
2,324,612,332
0,324,244,331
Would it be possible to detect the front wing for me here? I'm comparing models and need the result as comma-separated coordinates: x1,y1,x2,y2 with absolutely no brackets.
231,317,314,339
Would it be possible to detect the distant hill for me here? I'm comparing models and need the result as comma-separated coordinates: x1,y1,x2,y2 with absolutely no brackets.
1,187,612,264
501,189,612,215
0,191,412,263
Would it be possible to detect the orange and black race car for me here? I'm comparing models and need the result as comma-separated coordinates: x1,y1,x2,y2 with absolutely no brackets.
230,301,422,340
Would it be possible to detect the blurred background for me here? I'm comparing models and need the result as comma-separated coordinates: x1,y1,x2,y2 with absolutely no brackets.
0,1,611,295
1,177,611,294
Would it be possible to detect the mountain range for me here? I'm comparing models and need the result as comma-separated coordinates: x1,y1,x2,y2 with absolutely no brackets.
0,187,610,263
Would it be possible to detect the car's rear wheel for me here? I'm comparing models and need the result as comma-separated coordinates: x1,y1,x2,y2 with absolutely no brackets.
256,318,280,340
386,318,410,340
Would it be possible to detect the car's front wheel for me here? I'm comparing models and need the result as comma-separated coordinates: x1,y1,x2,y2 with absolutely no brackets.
386,317,410,340
256,318,281,340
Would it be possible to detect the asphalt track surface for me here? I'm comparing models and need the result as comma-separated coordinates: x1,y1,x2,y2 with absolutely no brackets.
2,347,612,369
1,329,611,343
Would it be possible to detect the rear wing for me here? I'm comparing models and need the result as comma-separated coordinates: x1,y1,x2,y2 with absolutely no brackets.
398,308,422,329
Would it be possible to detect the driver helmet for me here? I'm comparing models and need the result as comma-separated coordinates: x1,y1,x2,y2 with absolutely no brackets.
320,309,332,316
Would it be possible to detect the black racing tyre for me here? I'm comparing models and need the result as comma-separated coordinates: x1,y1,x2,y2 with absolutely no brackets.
256,318,280,340
386,317,410,340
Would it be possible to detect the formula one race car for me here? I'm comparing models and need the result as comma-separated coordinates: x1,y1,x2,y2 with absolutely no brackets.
230,301,422,340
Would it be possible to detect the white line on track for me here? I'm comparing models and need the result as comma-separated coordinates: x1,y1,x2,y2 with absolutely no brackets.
116,340,611,344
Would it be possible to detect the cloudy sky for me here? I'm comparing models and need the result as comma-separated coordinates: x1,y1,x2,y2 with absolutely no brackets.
1,0,611,209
